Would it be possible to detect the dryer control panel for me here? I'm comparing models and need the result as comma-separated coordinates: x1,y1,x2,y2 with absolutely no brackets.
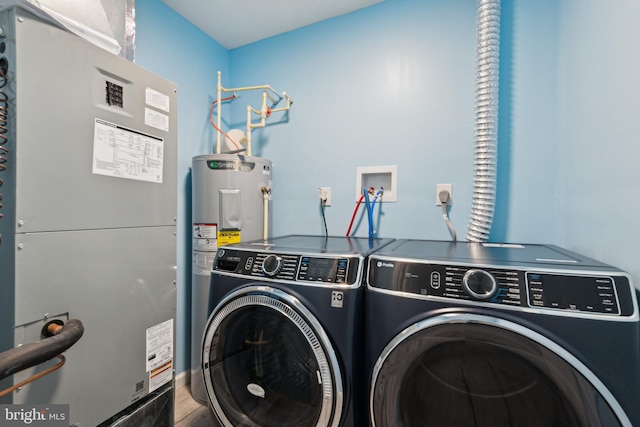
214,248,359,285
368,259,636,317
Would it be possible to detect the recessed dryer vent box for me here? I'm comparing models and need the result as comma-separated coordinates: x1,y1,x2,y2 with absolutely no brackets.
356,165,397,202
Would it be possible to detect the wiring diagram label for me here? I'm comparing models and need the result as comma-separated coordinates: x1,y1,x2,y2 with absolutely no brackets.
93,118,165,183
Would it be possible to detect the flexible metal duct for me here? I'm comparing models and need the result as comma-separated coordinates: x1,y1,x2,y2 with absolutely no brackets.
466,0,501,242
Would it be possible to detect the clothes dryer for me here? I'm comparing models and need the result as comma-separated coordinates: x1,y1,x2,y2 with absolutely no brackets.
365,239,640,427
202,235,394,427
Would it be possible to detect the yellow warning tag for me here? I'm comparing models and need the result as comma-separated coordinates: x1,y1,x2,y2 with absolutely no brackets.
217,231,241,246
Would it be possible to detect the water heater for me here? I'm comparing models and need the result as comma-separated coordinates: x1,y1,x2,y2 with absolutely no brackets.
190,153,273,403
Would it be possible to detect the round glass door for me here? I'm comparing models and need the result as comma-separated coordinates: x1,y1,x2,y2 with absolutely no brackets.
370,314,629,427
202,286,342,427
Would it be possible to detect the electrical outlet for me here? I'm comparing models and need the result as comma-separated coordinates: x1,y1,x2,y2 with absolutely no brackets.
436,184,453,205
318,187,331,206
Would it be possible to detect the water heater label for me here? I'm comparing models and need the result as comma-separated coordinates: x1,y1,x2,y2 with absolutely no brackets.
193,251,217,275
194,223,217,238
218,230,241,246
207,160,255,172
92,118,165,183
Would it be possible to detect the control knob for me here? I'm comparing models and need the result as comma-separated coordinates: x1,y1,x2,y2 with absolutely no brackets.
462,269,497,300
262,254,283,277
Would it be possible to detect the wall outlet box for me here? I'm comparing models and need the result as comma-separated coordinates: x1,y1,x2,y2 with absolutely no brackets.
436,183,453,205
318,187,331,206
356,165,397,202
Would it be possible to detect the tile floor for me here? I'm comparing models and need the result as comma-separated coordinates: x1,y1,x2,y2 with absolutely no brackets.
174,384,213,427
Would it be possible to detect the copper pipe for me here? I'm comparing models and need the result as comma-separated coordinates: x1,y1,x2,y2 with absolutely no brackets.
0,355,66,398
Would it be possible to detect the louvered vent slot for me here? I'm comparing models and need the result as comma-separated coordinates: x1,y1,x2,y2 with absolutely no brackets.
251,254,267,276
278,255,299,280
250,254,300,280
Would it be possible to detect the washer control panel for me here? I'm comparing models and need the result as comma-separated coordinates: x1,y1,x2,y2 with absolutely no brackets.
369,259,633,316
214,249,357,285
526,272,619,314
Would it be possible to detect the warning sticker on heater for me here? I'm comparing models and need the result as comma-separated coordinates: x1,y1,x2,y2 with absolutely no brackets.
146,319,173,394
92,118,164,183
218,231,241,246
193,250,217,275
194,223,217,239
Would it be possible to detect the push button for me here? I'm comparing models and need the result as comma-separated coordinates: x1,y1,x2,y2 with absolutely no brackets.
430,271,441,289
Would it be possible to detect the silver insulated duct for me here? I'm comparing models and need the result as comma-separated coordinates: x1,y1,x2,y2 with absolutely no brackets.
467,0,501,242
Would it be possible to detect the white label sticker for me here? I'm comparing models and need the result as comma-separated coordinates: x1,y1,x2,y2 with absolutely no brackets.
193,223,218,239
193,238,218,252
331,291,344,308
146,319,173,392
146,87,171,112
92,118,164,183
192,250,217,275
193,224,218,252
145,108,170,132
146,319,173,372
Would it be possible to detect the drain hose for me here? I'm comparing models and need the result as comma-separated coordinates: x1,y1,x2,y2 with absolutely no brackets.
466,0,501,242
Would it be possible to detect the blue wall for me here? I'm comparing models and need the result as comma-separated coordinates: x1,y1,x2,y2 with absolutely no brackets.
136,0,229,375
229,0,559,246
556,0,640,282
136,0,640,376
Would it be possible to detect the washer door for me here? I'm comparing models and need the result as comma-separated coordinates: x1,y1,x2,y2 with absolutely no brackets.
370,313,631,427
202,285,343,427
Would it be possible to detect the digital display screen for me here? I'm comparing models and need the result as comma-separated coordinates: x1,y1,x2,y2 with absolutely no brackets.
298,257,349,283
305,258,336,281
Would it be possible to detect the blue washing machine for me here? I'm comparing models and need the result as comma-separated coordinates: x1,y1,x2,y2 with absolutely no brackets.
201,235,394,427
365,239,640,427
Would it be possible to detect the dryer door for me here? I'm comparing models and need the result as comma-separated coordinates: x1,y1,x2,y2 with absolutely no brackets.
370,313,631,427
202,285,343,427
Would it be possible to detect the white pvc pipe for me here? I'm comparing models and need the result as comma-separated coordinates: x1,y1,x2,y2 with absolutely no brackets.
246,105,253,156
245,91,292,156
216,71,222,154
222,83,282,100
215,71,292,156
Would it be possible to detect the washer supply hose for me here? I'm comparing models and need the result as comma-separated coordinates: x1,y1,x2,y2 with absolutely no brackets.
0,319,84,381
466,0,501,242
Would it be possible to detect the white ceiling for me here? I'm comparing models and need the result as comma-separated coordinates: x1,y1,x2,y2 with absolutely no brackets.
159,0,385,49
